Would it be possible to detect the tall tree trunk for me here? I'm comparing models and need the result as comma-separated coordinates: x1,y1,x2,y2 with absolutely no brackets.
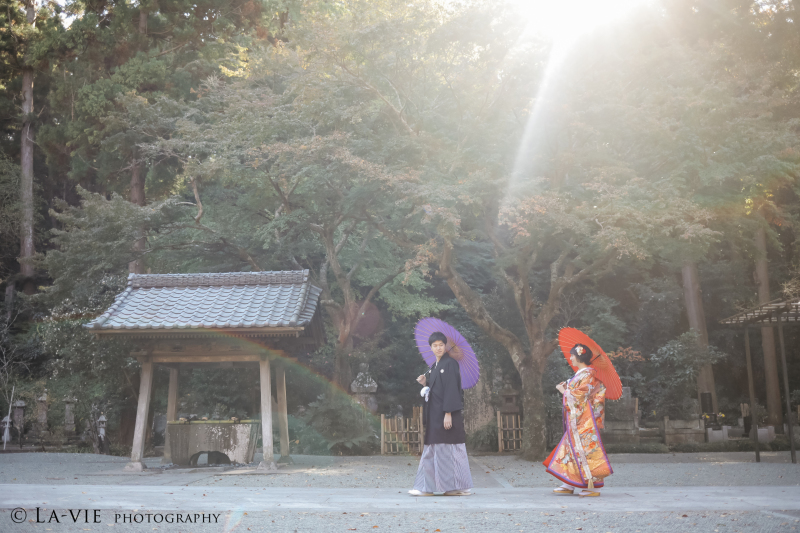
139,7,148,35
128,160,146,274
126,4,149,275
333,342,354,392
332,299,353,389
437,240,553,459
754,224,783,426
18,1,36,295
681,261,718,413
519,346,549,461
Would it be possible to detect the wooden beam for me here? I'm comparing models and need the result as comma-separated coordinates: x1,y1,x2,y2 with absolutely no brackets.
146,354,264,363
125,360,154,471
381,414,385,455
173,362,259,370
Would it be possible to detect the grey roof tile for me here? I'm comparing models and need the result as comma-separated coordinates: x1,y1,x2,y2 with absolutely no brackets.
86,270,322,331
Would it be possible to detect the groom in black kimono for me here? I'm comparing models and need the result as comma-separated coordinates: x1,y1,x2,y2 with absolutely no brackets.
409,331,473,496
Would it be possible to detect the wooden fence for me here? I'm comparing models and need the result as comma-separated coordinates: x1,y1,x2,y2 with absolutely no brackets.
381,407,423,455
497,412,523,452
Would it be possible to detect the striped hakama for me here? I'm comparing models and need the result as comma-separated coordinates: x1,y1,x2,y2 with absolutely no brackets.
413,443,473,493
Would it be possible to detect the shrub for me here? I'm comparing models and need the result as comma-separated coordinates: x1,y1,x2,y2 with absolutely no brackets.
300,393,379,455
467,421,499,452
272,414,331,456
642,332,727,420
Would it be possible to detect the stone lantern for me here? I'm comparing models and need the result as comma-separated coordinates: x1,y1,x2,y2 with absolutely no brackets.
97,414,109,454
35,391,49,439
2,415,11,445
12,400,25,438
499,383,520,414
64,398,77,436
351,363,378,414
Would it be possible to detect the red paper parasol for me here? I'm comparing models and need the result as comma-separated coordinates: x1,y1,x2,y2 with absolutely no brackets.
557,328,623,400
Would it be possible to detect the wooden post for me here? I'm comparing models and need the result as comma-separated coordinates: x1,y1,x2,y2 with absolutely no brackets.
417,407,424,454
497,411,503,453
125,360,154,471
744,327,760,463
276,362,292,464
257,358,277,471
380,414,385,455
776,313,797,464
162,367,179,464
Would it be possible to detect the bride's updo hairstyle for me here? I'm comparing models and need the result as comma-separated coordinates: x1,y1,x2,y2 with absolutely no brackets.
570,344,593,365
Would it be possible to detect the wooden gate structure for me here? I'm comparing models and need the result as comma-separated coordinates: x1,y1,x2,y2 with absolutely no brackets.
381,407,423,455
720,298,797,464
497,412,523,452
87,271,324,472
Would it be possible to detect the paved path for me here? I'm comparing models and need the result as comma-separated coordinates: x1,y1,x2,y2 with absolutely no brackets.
2,484,800,512
2,453,799,532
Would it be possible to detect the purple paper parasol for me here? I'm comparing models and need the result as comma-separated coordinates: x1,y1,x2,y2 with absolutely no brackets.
415,317,480,389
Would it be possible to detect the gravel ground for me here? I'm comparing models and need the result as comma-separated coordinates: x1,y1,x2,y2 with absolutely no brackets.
1,452,799,488
2,452,799,532
477,452,800,488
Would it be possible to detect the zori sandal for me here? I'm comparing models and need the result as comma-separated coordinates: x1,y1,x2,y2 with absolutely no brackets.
578,490,600,497
553,487,574,495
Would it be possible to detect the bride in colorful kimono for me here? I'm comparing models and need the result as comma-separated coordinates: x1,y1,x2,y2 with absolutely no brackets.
543,343,613,497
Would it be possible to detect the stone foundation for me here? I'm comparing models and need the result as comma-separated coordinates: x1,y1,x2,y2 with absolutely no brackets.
166,420,260,465
661,417,705,445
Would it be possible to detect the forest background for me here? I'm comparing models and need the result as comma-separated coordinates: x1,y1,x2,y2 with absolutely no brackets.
1,0,800,461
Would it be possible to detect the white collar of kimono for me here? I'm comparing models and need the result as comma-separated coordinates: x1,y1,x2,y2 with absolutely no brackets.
574,366,592,377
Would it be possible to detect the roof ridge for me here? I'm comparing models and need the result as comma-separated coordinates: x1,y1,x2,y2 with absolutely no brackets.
127,270,310,289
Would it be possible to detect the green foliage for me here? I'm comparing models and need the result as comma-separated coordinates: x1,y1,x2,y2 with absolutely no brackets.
278,414,333,456
466,420,498,453
178,368,259,419
581,295,628,354
300,393,379,455
42,189,187,301
791,390,800,408
0,152,20,279
642,332,728,419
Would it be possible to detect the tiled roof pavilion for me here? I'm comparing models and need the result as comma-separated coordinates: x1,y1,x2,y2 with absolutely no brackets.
86,270,323,338
90,270,324,472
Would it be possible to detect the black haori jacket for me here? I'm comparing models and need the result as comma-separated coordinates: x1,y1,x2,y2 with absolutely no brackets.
423,353,467,445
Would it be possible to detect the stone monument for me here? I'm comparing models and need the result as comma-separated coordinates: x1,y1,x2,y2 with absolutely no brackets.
64,397,77,436
34,391,49,439
351,363,378,414
12,400,25,441
600,386,640,444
